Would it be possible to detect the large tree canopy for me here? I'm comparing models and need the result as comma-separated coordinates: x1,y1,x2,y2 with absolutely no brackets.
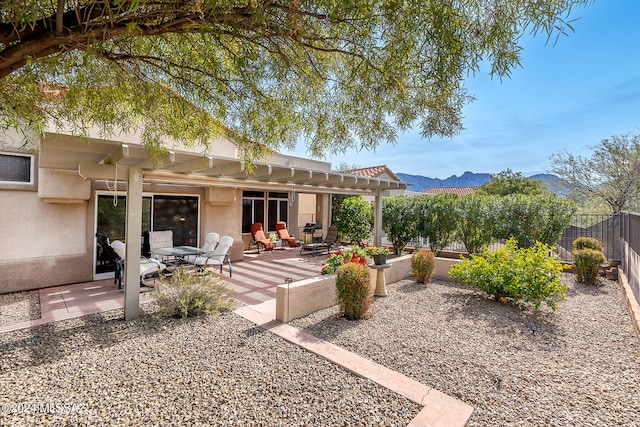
1,1,590,160
477,168,546,196
550,133,640,213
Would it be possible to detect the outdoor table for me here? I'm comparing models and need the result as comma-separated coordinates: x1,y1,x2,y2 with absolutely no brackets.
151,246,205,267
368,263,391,297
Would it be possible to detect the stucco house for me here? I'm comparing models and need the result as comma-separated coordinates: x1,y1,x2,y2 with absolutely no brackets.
0,127,405,303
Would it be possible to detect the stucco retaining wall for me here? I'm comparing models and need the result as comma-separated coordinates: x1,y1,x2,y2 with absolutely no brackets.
275,255,461,322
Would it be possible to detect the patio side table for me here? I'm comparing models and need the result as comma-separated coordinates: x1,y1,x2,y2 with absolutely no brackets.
368,263,391,297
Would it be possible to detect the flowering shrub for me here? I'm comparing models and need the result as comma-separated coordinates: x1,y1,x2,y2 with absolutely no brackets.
449,238,567,310
362,244,390,256
321,248,366,274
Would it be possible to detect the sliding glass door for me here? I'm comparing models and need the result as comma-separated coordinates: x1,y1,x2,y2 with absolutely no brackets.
94,193,198,276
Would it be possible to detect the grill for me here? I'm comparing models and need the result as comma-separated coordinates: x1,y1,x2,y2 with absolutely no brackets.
303,222,322,244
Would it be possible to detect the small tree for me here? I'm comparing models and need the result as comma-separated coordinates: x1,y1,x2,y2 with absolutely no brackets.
495,194,575,248
414,194,458,255
455,195,496,254
337,196,373,245
477,169,547,196
382,196,417,255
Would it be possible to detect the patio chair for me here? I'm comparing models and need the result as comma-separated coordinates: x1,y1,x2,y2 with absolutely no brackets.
183,232,219,264
275,221,299,248
324,225,339,249
250,223,274,253
110,240,166,289
193,235,234,276
148,229,176,268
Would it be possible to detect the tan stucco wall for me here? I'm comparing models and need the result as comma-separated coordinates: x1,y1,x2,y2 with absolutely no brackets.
0,190,92,293
201,187,244,261
0,191,88,260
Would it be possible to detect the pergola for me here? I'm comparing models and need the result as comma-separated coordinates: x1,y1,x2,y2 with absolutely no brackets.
39,133,406,319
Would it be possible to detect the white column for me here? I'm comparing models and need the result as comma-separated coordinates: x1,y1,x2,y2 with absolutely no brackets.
124,167,143,320
374,190,383,246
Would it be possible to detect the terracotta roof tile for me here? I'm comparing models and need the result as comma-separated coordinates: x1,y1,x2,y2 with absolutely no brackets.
348,165,402,182
421,186,478,196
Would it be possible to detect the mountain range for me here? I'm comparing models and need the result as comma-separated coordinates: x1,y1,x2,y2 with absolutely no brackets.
396,171,566,193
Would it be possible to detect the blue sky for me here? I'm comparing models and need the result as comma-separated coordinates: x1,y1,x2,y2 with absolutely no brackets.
283,0,640,179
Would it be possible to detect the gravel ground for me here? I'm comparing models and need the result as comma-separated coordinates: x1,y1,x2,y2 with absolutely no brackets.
291,273,640,426
0,307,419,426
0,291,40,327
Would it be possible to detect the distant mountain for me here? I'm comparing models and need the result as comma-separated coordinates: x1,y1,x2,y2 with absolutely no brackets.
397,171,566,193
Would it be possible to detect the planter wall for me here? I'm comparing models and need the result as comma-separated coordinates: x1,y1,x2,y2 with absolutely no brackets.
275,255,461,322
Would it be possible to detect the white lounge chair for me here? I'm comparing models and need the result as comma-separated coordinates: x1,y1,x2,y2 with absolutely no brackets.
193,235,234,276
111,240,166,288
183,232,219,265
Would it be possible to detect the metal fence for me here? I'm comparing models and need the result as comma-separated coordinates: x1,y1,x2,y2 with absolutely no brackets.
400,214,621,262
555,214,619,262
620,212,640,303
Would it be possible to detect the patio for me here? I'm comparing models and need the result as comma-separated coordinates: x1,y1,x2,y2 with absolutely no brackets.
0,246,327,333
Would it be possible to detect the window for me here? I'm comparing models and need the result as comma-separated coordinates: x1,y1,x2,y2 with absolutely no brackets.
267,192,289,231
242,191,265,233
153,195,199,247
0,152,33,185
242,191,289,233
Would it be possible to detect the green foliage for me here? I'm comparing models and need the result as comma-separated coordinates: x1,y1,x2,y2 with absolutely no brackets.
1,1,592,160
573,237,604,252
152,268,233,319
411,249,436,284
331,194,351,227
449,239,568,310
362,245,390,256
321,248,367,275
454,195,497,254
495,194,576,248
382,195,417,255
477,169,547,196
573,249,605,285
551,133,640,213
414,194,459,255
335,262,372,320
337,197,373,245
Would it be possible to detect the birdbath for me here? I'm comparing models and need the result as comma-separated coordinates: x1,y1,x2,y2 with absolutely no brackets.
368,263,391,297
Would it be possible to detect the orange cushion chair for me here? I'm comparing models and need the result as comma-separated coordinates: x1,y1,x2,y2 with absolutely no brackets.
276,221,299,247
250,223,274,253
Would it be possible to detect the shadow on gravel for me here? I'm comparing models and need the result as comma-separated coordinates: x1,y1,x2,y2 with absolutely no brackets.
439,283,564,347
0,308,198,370
295,311,362,341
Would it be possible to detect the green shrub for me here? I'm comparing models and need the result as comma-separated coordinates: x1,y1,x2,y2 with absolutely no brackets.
414,194,459,255
152,268,233,318
495,194,576,248
573,237,604,252
449,238,567,310
455,195,496,255
382,196,417,255
335,262,372,320
573,248,605,285
337,196,374,245
411,249,436,284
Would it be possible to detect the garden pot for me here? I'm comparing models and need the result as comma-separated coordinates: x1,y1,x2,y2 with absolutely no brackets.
373,254,387,265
